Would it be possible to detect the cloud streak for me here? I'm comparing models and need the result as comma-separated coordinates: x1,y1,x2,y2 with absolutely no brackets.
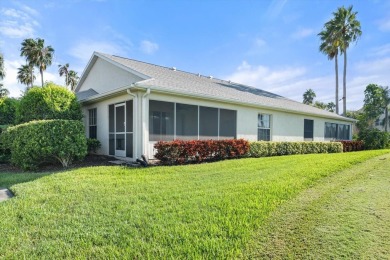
0,6,39,38
140,40,159,55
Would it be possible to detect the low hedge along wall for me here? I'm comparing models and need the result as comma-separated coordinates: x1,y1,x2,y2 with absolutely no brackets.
154,139,250,164
337,140,364,152
1,119,87,170
249,141,343,157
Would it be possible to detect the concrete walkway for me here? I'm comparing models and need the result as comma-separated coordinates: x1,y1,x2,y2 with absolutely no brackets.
0,188,13,202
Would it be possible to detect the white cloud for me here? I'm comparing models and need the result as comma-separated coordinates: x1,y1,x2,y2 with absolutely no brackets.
140,40,159,55
69,41,128,63
227,61,306,89
378,17,390,31
2,58,63,97
369,44,390,57
291,28,314,40
0,6,39,38
224,59,390,111
266,0,288,20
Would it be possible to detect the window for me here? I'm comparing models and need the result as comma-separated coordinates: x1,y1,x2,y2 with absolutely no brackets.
176,103,198,140
88,108,97,139
304,119,314,141
325,122,350,140
149,100,174,141
199,106,218,140
258,114,271,141
219,109,237,139
149,100,237,141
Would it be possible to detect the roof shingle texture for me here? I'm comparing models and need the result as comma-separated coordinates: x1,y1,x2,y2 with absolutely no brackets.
97,52,350,120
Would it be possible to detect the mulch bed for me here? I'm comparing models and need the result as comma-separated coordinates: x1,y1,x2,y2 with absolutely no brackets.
0,154,117,173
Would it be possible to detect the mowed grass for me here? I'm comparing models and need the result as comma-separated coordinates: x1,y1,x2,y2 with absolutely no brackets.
244,152,390,259
0,150,388,259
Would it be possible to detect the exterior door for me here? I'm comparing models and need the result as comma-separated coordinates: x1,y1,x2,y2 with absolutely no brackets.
115,104,126,157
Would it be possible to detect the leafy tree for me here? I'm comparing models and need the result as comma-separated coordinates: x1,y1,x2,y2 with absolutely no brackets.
0,84,9,98
20,38,55,87
326,102,336,112
303,89,316,105
324,6,362,116
17,64,35,89
318,26,340,114
0,97,19,125
16,82,82,124
314,101,327,110
67,70,79,92
363,84,390,132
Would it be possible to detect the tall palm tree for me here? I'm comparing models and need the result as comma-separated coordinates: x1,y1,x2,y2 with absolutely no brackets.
20,38,55,87
20,38,37,86
318,26,340,114
327,6,362,116
67,70,79,92
0,52,5,80
58,63,69,87
17,64,35,89
303,89,316,105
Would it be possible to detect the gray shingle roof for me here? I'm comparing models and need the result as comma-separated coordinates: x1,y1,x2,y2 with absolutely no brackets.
96,52,352,121
76,88,99,101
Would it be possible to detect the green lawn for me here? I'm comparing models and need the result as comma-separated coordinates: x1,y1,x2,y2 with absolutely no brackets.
244,152,390,259
0,150,388,258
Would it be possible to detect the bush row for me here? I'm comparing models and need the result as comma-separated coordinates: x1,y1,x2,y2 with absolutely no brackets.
336,140,364,152
358,128,390,150
1,120,87,170
249,141,343,157
154,139,250,165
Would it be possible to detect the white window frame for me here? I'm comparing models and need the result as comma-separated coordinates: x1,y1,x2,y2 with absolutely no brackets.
258,113,271,141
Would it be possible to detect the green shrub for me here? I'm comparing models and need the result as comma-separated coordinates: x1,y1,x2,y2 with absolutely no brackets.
249,141,343,157
87,138,101,154
1,120,87,170
0,97,19,125
358,128,390,150
16,83,82,124
0,127,11,163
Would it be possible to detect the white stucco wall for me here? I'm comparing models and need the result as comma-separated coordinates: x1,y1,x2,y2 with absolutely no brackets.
82,91,353,160
79,58,144,94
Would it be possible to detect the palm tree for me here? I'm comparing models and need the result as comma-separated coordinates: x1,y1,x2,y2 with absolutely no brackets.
326,102,336,113
327,6,362,116
303,89,316,105
20,38,37,86
67,70,79,92
318,26,340,114
0,83,9,98
20,38,54,87
0,52,5,80
382,86,390,132
58,63,69,87
17,64,35,89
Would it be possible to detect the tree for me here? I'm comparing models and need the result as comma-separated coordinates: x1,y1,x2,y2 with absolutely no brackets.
363,84,390,132
313,101,327,110
67,70,79,92
318,26,340,114
326,102,336,112
326,6,362,116
17,64,35,89
0,97,19,125
20,38,55,87
0,84,9,98
303,89,316,105
16,82,82,124
0,52,5,80
58,63,69,87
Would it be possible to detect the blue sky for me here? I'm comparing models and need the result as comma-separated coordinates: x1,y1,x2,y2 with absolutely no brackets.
1,0,390,111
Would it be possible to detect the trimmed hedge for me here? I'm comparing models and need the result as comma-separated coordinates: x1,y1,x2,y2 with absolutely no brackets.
337,140,364,152
154,139,250,165
1,119,87,170
249,141,343,157
16,83,82,124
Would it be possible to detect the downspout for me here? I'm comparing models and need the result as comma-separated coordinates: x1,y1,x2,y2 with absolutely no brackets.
142,88,151,157
127,86,138,159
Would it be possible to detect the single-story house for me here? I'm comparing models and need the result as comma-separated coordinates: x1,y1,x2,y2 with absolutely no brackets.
75,52,354,160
